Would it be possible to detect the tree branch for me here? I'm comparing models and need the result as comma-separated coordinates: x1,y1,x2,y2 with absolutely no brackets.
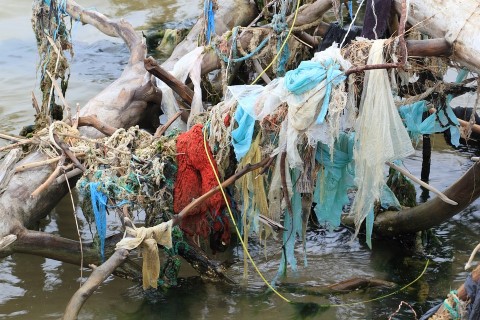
62,249,130,320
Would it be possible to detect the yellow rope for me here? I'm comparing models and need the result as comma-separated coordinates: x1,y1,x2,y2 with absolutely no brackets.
325,259,430,308
202,125,430,307
202,126,291,303
250,0,301,85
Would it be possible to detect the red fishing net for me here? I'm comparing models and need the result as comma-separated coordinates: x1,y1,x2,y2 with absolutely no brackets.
173,124,230,250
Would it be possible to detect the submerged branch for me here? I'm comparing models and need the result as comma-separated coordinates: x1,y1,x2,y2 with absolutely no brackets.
62,249,130,320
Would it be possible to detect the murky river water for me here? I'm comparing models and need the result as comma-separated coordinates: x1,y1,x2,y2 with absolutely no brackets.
0,1,479,319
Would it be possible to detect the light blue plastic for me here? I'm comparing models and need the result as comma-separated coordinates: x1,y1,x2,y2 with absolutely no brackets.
313,132,355,229
89,182,107,260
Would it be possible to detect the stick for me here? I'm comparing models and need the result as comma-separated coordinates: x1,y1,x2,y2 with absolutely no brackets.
46,70,72,121
386,161,458,205
144,56,194,106
154,111,183,137
0,139,35,153
345,0,407,76
32,92,40,114
56,168,83,184
0,132,25,142
253,59,272,84
31,161,64,197
15,153,85,172
53,134,86,172
76,115,117,136
466,242,480,270
457,118,480,135
62,249,129,320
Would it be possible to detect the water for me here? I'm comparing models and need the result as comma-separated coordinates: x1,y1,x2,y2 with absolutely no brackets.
0,1,479,319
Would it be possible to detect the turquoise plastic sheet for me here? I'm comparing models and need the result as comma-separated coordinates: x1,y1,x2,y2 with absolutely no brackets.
231,89,261,160
274,170,304,281
284,58,346,124
313,132,355,229
399,100,460,146
313,132,401,248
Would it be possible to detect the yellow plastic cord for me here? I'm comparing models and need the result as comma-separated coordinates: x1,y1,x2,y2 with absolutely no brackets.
202,126,291,303
325,259,430,308
202,125,430,307
250,0,301,85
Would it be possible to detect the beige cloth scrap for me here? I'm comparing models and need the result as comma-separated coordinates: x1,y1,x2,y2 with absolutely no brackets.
116,220,173,289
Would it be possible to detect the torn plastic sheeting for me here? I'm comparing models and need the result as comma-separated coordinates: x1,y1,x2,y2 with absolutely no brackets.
155,46,205,132
314,132,355,229
229,85,263,160
351,39,414,247
398,100,460,146
284,58,346,124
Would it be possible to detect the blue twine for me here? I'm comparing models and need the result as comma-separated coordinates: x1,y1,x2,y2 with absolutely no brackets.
348,1,354,20
204,0,215,44
271,10,289,76
89,182,108,261
40,0,70,84
213,29,271,64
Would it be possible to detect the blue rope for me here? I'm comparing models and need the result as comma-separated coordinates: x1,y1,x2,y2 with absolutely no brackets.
348,1,354,20
204,0,215,44
40,0,70,83
213,28,271,64
271,1,290,76
89,182,108,261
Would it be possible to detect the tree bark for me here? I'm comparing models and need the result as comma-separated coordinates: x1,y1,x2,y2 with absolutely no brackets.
343,162,480,236
62,249,130,320
394,0,480,73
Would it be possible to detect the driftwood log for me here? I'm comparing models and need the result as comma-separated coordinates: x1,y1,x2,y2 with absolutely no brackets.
0,0,258,282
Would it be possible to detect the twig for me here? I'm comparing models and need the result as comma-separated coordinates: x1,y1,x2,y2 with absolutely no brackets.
56,168,83,184
0,139,35,153
154,111,183,137
173,156,274,224
53,134,86,172
76,115,117,136
386,161,458,205
45,34,62,118
0,132,25,142
63,167,84,286
465,242,480,270
31,157,65,197
32,92,40,114
62,249,129,320
388,301,418,320
280,152,294,215
15,153,85,172
253,59,272,84
144,56,193,106
46,70,72,121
